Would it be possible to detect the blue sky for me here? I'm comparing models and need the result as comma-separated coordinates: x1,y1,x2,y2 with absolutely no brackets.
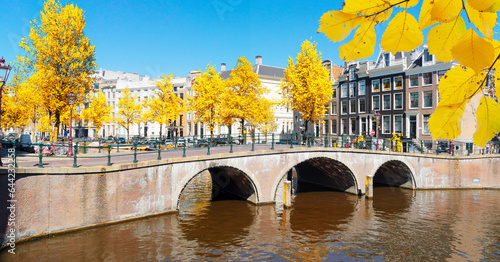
2,0,425,78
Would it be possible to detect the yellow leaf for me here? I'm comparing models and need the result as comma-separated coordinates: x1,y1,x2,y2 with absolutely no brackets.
318,11,363,42
495,69,500,100
381,11,423,53
438,66,479,106
427,16,467,62
430,0,463,23
465,1,497,39
339,22,376,61
391,0,420,8
419,0,439,29
451,29,495,73
428,102,467,140
466,0,500,12
473,97,500,147
343,0,389,15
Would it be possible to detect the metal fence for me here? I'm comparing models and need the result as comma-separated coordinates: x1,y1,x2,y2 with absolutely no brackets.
4,133,499,168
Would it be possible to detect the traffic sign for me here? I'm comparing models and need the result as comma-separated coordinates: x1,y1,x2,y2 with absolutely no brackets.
370,130,375,136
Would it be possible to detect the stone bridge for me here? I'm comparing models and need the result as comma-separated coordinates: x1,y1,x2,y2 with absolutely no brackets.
1,147,499,248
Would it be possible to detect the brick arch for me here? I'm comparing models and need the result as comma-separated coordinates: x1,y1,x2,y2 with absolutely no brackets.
372,159,416,189
174,163,261,210
272,155,359,202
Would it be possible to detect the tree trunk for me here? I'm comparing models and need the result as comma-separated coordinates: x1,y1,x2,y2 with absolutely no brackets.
240,119,245,144
53,110,61,142
159,123,163,141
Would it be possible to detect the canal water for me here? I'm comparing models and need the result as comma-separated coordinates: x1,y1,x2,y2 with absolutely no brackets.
1,173,499,261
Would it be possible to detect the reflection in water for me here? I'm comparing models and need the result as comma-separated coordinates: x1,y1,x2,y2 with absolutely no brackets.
1,183,499,261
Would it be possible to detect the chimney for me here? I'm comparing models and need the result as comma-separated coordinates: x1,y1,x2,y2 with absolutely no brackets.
221,63,226,71
255,55,262,65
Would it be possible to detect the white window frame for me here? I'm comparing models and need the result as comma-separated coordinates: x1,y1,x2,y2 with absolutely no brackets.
409,92,419,109
393,114,403,134
423,72,433,86
423,114,431,134
349,82,356,98
350,117,356,135
349,99,356,114
437,70,447,83
358,97,366,113
409,74,419,88
341,84,348,98
382,78,391,91
332,101,337,115
382,115,391,134
423,90,433,108
331,119,337,135
341,100,348,115
394,76,403,90
382,94,391,111
394,93,403,110
372,79,380,92
358,80,366,95
372,95,380,111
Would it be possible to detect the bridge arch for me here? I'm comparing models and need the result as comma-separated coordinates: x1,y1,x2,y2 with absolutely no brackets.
372,159,416,189
175,164,260,210
273,156,359,202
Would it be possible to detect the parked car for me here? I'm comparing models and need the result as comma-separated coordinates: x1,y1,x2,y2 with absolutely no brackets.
17,134,35,152
117,137,126,144
196,139,209,148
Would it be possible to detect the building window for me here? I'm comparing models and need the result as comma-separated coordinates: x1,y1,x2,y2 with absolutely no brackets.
341,84,348,98
410,74,418,87
394,76,403,90
349,82,356,98
382,78,391,91
349,65,357,80
372,79,380,92
324,120,329,134
423,90,433,108
341,118,348,134
383,94,391,110
382,115,391,134
423,50,434,64
332,101,337,115
325,104,330,115
358,80,366,95
384,53,390,66
394,115,403,134
438,70,447,83
332,119,337,134
359,98,366,113
410,92,419,109
341,100,348,115
423,72,433,85
350,118,356,134
372,95,380,111
350,99,356,114
394,93,403,110
332,87,337,99
423,114,430,134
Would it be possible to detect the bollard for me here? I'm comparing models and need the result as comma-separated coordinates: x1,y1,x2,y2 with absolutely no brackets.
207,137,211,155
290,135,294,149
271,133,275,150
117,142,119,153
99,140,101,154
107,145,112,166
283,181,292,208
38,143,44,168
251,134,255,151
324,134,328,148
229,136,233,153
157,140,162,160
183,145,186,157
365,175,374,198
73,143,78,168
133,142,138,163
83,141,87,154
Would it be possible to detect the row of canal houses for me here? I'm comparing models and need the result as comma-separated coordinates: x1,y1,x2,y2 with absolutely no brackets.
315,44,496,149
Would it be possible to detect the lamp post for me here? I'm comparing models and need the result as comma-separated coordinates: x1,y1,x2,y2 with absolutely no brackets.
374,110,381,150
0,57,12,167
67,91,76,157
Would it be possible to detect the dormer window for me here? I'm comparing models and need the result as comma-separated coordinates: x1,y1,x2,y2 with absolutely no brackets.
349,65,356,80
384,53,390,66
423,50,434,65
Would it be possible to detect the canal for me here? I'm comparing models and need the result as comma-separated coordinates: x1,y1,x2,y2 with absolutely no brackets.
1,172,499,261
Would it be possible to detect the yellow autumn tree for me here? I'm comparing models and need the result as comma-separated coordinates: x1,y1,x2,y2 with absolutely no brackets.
318,0,500,147
116,88,142,141
224,57,271,138
82,92,112,138
17,0,96,141
253,99,279,136
1,83,31,131
190,64,225,135
280,40,333,134
148,74,184,139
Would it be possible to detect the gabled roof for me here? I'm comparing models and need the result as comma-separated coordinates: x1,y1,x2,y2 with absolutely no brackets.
220,64,285,79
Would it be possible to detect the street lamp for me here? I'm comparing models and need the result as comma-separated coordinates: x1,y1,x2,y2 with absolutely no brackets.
66,91,76,157
373,110,381,150
0,57,12,167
